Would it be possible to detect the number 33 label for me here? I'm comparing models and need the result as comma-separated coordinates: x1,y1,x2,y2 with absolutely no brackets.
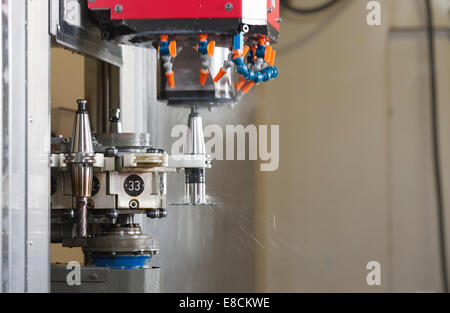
123,174,145,197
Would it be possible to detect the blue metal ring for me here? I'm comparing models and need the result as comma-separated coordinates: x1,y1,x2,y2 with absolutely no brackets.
90,255,152,269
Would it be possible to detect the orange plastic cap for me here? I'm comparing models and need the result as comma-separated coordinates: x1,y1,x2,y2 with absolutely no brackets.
258,35,266,45
169,41,177,57
214,68,227,82
268,50,277,66
207,41,216,56
200,69,209,85
264,46,273,62
241,81,255,94
243,45,250,58
235,77,247,90
165,71,175,88
232,50,241,60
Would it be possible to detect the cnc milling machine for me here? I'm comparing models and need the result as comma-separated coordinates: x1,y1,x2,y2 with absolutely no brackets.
48,0,280,292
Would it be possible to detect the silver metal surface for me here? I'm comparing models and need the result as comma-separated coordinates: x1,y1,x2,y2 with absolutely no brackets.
146,104,258,292
68,100,95,238
50,0,122,66
51,265,161,293
109,108,123,133
186,111,206,155
69,112,94,188
1,0,26,292
184,111,207,204
109,120,123,133
76,197,88,238
85,233,158,254
62,224,159,255
127,46,257,292
185,183,206,204
71,101,94,155
71,165,94,197
94,133,152,153
1,0,50,292
27,0,51,291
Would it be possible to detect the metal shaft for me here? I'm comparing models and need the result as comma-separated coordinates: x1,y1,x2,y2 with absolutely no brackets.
69,99,95,238
184,108,207,204
185,107,206,155
109,107,123,133
76,197,88,238
185,174,206,204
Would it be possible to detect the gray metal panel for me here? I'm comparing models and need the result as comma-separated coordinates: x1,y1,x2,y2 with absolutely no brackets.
26,0,51,292
0,0,50,292
51,0,122,67
51,265,161,293
0,0,3,289
1,0,27,293
124,48,257,292
146,106,257,292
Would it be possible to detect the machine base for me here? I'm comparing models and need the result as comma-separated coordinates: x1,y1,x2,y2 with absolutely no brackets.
51,264,161,293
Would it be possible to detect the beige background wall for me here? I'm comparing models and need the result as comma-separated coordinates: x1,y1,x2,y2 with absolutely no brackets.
50,47,84,264
255,0,450,292
51,47,84,137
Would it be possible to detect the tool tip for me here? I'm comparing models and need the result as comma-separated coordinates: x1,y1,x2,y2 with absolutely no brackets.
76,99,88,112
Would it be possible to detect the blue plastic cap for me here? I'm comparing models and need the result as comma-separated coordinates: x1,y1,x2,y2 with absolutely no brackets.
233,33,244,51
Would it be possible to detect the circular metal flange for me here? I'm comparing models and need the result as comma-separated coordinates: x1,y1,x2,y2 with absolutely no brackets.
85,235,158,254
93,133,152,153
84,225,159,255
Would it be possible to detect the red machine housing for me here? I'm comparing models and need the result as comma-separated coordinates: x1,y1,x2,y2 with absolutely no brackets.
87,0,280,106
88,0,243,20
88,0,279,42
